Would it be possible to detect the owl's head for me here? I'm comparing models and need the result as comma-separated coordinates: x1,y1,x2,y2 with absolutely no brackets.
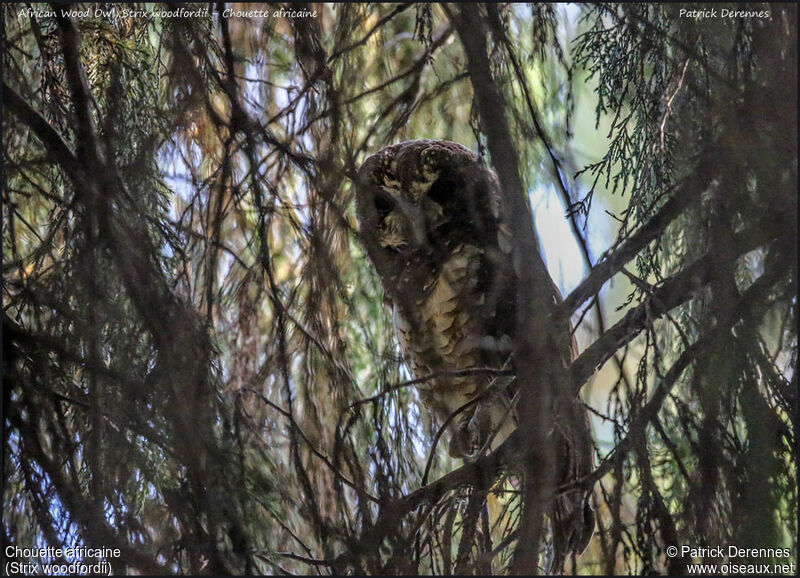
356,140,502,282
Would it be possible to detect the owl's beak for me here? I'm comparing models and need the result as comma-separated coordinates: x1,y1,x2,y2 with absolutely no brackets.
392,196,428,249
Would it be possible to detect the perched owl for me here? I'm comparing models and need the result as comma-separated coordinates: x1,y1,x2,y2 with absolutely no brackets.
355,140,594,569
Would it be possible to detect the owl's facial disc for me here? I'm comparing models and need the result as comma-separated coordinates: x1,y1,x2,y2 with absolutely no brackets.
378,210,409,251
374,188,431,253
424,175,460,233
374,190,395,220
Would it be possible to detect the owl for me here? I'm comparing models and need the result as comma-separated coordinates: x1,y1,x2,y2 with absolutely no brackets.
355,139,594,568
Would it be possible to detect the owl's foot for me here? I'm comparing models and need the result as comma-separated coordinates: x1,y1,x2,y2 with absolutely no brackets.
447,402,493,459
448,395,517,459
447,427,474,459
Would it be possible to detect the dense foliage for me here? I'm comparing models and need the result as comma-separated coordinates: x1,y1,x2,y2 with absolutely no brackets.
3,3,796,574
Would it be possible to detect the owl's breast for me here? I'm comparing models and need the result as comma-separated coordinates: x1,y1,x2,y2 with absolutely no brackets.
393,243,507,417
421,244,483,368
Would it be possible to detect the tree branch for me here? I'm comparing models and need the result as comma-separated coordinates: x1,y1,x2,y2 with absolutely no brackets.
448,4,559,573
568,221,780,395
2,84,83,183
333,433,521,572
559,262,785,495
556,180,697,323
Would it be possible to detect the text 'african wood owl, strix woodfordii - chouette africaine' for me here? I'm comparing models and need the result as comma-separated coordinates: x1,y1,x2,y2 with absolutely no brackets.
355,139,595,570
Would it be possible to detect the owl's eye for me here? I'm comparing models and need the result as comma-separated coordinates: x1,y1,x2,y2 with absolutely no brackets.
427,177,459,207
374,191,395,219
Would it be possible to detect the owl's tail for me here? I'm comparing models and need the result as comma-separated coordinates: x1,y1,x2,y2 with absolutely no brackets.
550,489,595,573
548,395,596,573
